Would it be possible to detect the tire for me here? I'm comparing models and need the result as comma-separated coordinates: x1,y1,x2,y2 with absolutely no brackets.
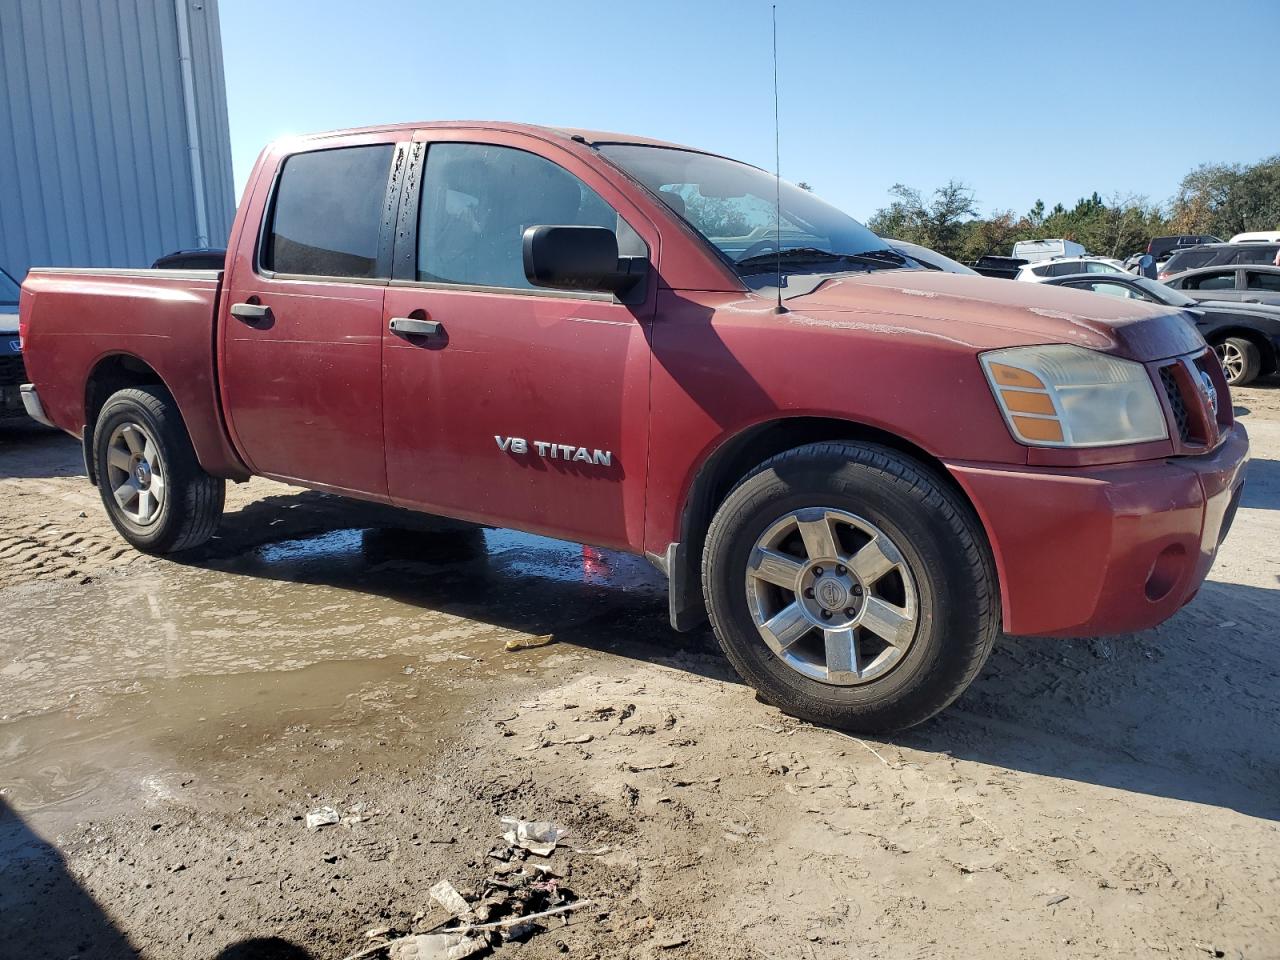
93,386,225,554
1214,337,1262,387
702,441,998,732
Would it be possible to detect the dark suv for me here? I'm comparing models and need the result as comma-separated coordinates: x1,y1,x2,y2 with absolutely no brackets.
1161,241,1280,280
1147,235,1221,263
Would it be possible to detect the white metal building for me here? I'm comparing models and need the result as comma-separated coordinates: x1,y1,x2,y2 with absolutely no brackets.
0,0,235,281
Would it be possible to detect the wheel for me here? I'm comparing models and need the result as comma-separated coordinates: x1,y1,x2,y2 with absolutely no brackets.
702,441,998,732
1214,337,1261,387
93,386,225,553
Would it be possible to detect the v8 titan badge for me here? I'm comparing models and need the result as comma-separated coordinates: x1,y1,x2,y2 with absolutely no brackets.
495,435,613,467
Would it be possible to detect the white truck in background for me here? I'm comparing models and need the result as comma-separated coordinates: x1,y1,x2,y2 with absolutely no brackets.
1013,239,1086,263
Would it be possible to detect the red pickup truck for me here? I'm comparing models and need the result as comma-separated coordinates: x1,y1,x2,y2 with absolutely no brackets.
19,122,1248,731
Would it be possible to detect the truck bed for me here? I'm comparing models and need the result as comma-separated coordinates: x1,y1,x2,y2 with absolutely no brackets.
19,268,249,479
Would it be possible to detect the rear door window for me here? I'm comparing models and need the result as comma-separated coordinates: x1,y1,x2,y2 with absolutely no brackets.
263,144,395,278
1245,271,1280,292
1232,245,1279,264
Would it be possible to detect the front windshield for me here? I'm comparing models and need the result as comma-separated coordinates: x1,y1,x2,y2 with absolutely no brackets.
597,144,907,292
1133,276,1196,307
0,268,19,307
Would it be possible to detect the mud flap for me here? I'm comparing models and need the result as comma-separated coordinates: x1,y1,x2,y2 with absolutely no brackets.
82,427,97,486
665,541,707,632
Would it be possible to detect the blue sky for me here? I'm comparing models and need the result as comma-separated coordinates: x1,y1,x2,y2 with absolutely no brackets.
220,0,1280,222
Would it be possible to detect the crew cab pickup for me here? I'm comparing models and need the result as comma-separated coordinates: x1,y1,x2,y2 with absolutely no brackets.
19,122,1249,731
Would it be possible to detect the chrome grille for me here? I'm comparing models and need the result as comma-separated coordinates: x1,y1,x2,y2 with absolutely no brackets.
1159,365,1191,442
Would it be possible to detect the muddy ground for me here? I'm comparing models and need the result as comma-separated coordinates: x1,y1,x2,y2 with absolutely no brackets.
1,381,1278,960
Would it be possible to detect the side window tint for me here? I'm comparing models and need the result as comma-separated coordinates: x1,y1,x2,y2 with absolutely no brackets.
1187,271,1236,290
1090,282,1138,298
264,144,394,278
417,143,645,290
1245,271,1280,291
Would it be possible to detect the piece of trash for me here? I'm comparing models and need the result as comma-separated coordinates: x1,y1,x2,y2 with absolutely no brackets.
502,922,538,943
505,634,554,651
403,665,416,675
624,759,676,773
429,880,472,918
569,845,611,856
305,806,340,830
658,936,689,949
365,926,393,940
501,818,567,856
387,932,487,960
1046,894,1070,906
540,734,593,748
1218,621,1238,628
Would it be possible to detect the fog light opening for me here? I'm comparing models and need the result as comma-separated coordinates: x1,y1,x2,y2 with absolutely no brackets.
1145,543,1188,603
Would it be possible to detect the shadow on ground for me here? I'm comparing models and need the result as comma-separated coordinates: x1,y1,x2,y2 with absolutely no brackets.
0,795,135,957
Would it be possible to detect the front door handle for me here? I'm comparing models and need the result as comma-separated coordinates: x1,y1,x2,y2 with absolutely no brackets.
389,317,443,339
230,302,272,322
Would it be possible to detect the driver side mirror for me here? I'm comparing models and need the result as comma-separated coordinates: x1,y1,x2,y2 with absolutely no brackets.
522,225,647,294
1137,254,1157,280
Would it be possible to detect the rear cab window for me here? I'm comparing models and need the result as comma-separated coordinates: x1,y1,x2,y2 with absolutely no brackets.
262,144,396,279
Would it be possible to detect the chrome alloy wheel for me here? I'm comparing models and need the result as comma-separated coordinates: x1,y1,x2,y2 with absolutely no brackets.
105,422,166,525
1215,341,1245,384
745,507,919,685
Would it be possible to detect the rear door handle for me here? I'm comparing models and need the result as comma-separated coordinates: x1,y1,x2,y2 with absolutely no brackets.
389,317,443,339
230,302,272,322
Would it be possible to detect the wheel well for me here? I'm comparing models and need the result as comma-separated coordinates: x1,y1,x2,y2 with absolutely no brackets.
667,416,986,630
1206,328,1276,375
82,355,167,484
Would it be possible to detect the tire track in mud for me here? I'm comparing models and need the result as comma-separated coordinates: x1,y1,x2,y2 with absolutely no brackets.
0,518,145,587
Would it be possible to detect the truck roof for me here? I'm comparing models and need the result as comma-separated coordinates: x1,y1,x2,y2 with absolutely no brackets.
290,120,717,155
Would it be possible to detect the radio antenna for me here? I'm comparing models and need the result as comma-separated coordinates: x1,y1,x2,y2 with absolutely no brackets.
771,4,787,314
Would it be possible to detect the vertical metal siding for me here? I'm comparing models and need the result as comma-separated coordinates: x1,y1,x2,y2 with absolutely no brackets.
0,0,235,281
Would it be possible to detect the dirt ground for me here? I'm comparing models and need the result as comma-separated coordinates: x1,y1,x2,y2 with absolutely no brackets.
1,380,1278,960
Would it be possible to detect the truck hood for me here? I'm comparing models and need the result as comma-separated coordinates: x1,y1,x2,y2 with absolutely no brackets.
789,270,1204,361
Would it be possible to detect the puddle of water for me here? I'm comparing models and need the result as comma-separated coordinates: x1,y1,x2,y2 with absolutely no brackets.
0,656,417,815
0,524,670,833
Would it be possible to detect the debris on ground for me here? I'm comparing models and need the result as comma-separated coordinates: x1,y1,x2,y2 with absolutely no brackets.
504,634,554,651
339,819,594,960
387,933,486,960
306,806,341,830
500,818,567,856
429,880,473,918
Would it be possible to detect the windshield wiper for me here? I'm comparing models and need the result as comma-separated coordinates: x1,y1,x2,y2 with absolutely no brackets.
735,246,908,275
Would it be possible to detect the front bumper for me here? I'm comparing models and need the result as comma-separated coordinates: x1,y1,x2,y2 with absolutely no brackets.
947,424,1249,637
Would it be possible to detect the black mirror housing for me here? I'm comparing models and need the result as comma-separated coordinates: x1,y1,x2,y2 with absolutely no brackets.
522,225,644,293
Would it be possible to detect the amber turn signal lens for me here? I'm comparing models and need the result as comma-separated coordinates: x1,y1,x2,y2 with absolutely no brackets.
988,363,1046,389
1000,390,1056,415
1011,415,1064,442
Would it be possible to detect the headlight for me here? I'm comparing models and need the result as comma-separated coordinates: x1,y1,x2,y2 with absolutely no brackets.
980,345,1168,447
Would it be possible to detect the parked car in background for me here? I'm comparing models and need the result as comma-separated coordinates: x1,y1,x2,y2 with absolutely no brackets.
1163,264,1280,307
1159,242,1280,280
1145,235,1221,265
887,239,978,275
152,248,227,270
16,120,1248,733
1229,231,1280,244
971,255,1027,279
1043,271,1280,385
1,267,26,420
1012,238,1085,263
1015,256,1127,282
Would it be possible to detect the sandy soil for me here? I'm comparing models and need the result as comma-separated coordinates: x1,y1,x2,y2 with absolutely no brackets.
1,380,1277,960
